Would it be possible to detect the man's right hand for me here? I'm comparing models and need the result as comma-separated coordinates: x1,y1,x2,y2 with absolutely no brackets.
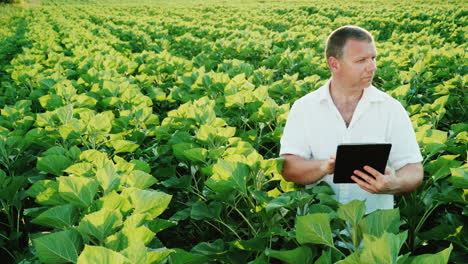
321,155,336,175
281,154,336,185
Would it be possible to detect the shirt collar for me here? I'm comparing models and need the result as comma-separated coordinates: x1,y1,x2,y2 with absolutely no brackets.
318,78,385,103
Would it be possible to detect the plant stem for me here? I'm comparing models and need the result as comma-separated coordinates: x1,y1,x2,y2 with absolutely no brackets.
231,205,258,236
215,219,242,240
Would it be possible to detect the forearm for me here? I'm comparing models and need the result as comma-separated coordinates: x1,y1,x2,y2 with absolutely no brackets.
394,163,424,194
281,154,331,185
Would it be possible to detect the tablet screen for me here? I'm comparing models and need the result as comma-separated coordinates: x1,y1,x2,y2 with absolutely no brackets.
333,143,392,184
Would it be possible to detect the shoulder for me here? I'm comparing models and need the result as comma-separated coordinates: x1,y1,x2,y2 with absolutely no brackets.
291,85,327,110
370,86,406,111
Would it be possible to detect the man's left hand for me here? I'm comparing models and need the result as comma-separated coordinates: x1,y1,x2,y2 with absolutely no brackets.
351,166,399,194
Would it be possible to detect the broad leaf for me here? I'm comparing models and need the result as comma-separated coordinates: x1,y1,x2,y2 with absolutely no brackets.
229,237,267,251
98,191,132,213
146,248,174,264
425,155,463,181
183,148,208,163
105,226,155,251
296,213,334,247
448,166,468,188
191,239,225,256
169,248,208,264
265,246,314,264
120,241,147,264
77,245,129,264
359,208,400,237
33,230,82,264
96,163,120,195
131,189,172,219
205,159,249,199
148,219,177,233
32,204,78,230
126,170,157,189
406,244,453,264
190,201,222,220
57,176,99,208
37,155,73,176
27,180,68,206
77,208,123,242
360,231,407,264
337,200,366,227
110,139,139,154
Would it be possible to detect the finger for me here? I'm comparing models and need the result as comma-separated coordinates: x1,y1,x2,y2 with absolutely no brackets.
353,169,375,183
363,166,382,178
351,175,376,193
385,167,394,176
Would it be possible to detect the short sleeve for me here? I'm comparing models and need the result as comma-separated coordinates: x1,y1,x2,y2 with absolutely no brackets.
279,100,311,159
387,102,423,170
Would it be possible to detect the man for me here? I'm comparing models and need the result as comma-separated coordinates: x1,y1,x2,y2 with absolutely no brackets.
280,25,423,213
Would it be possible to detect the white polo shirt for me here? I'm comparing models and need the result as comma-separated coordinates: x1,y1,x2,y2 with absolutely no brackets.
280,79,423,213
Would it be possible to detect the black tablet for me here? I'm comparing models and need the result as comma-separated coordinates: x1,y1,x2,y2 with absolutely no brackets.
333,143,392,184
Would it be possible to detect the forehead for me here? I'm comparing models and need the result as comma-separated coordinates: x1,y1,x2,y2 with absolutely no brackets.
343,39,377,58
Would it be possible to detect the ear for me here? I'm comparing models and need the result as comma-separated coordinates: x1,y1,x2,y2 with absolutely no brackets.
328,57,340,73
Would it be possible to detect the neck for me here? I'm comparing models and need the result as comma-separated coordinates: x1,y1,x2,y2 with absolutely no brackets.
329,78,365,103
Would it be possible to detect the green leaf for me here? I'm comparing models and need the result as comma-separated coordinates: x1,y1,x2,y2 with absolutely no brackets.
425,155,463,181
191,239,225,256
131,189,172,219
229,237,267,251
31,204,78,230
183,148,208,163
359,208,400,237
57,176,99,208
37,155,73,176
38,94,63,110
97,191,132,213
419,223,464,242
110,140,139,154
169,248,208,264
64,162,94,177
360,231,407,264
265,246,314,264
406,244,453,264
126,170,157,189
77,208,123,242
265,195,292,212
337,200,366,227
146,248,174,264
130,160,151,173
33,230,82,264
205,160,249,199
336,251,360,264
105,226,155,251
296,213,334,247
120,241,147,264
87,112,113,135
96,163,120,195
190,201,222,220
147,219,177,234
77,245,129,264
27,180,67,206
448,166,468,188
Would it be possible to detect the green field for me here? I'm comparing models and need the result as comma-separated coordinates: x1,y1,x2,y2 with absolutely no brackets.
0,0,467,263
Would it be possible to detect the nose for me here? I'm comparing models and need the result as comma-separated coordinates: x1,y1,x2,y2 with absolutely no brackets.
367,59,377,72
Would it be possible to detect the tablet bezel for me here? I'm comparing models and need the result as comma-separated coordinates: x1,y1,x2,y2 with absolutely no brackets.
333,143,392,184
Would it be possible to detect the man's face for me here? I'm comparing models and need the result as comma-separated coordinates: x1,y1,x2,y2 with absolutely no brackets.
335,39,377,89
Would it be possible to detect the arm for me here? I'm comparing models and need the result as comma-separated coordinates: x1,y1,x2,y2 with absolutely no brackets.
351,162,423,194
281,154,335,185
